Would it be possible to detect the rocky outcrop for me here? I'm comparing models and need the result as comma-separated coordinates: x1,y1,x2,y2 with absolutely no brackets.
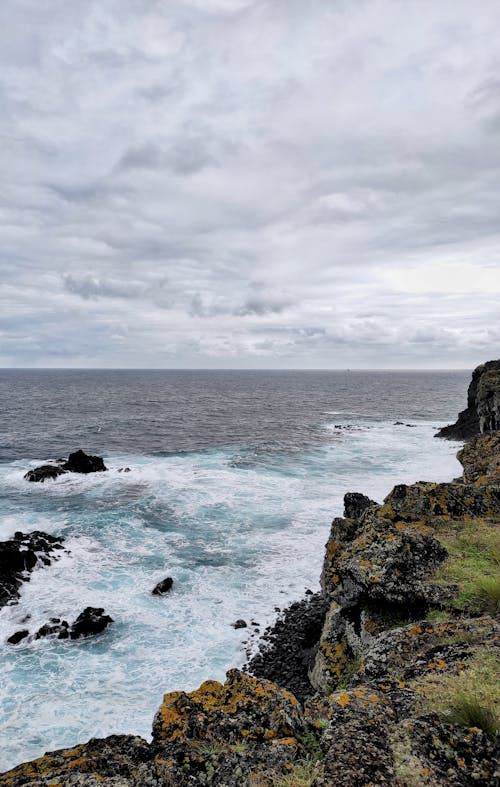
63,449,107,474
24,450,107,482
1,671,309,786
24,464,67,482
0,531,65,608
8,607,113,645
436,359,500,439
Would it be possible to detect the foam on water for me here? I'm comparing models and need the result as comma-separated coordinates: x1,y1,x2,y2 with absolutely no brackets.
0,418,461,771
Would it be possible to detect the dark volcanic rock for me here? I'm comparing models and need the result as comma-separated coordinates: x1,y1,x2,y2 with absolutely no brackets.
232,619,247,629
7,630,29,645
68,607,113,639
0,531,65,608
246,593,328,701
152,577,173,595
63,449,107,473
35,619,69,640
436,359,500,439
24,464,67,482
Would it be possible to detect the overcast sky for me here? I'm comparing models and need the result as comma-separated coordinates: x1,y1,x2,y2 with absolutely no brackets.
1,0,499,369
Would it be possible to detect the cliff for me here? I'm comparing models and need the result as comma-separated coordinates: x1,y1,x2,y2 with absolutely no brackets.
436,359,500,439
2,367,499,786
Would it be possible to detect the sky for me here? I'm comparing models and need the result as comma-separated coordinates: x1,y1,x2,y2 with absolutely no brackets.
1,0,500,369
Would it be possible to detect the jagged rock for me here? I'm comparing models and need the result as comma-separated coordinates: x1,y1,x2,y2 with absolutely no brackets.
0,531,65,608
246,593,328,701
477,369,500,433
380,478,500,522
152,578,173,595
457,432,500,484
343,492,377,520
232,619,247,629
436,359,500,439
0,735,152,786
24,464,67,482
69,607,113,639
63,449,107,474
35,619,70,640
311,690,397,786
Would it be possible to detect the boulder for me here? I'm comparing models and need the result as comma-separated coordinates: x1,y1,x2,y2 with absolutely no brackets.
152,578,173,596
7,630,29,645
0,531,65,608
24,464,67,482
68,607,113,639
232,619,247,629
63,449,107,474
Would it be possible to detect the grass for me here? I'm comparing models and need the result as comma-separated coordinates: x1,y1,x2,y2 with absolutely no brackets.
416,649,499,738
446,694,498,738
273,759,318,787
432,519,500,614
249,760,318,787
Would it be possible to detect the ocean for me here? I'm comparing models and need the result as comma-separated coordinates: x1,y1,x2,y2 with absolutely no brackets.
0,369,468,771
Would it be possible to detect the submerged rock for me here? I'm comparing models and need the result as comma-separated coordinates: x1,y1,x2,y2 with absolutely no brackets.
0,531,65,608
232,618,247,629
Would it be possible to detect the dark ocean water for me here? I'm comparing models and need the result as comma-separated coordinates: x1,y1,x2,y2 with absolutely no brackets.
0,369,468,461
0,369,468,771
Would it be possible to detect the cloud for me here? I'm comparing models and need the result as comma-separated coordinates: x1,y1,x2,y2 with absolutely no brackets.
1,0,500,368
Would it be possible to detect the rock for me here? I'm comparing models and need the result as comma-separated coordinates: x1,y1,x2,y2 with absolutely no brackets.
343,492,378,520
232,619,247,629
0,531,65,608
149,669,308,785
457,432,500,483
35,620,69,640
7,630,29,645
63,449,107,473
246,593,328,701
477,368,500,433
312,690,397,786
68,607,113,639
152,577,173,596
24,464,67,482
0,735,152,786
436,359,500,439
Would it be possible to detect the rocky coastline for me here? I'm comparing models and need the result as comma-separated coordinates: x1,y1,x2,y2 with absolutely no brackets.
1,363,499,786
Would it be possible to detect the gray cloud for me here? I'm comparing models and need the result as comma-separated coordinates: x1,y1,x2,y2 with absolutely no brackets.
1,0,500,368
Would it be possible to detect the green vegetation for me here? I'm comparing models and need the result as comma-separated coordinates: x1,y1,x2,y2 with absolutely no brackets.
295,730,322,760
273,759,318,787
416,650,499,738
446,694,498,738
432,519,500,613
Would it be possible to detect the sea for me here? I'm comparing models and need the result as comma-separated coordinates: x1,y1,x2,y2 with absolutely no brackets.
0,369,468,772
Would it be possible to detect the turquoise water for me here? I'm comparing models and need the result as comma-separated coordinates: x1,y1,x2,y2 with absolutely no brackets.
0,371,467,770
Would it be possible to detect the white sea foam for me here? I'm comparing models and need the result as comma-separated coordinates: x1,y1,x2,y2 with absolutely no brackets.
0,420,461,771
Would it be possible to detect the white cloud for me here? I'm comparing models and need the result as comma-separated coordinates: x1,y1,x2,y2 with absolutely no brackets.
0,0,499,368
